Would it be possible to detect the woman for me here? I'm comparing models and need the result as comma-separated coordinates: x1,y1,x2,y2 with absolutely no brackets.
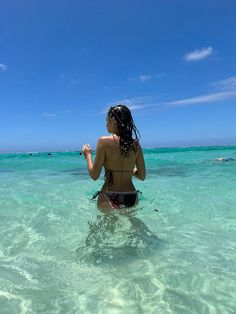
82,105,146,210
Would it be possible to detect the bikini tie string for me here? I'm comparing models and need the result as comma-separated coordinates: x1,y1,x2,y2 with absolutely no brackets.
91,191,100,200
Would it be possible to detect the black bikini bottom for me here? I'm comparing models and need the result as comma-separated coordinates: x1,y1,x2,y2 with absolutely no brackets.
93,191,138,209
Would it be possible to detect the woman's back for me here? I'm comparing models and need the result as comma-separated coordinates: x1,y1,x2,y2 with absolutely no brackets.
102,135,138,192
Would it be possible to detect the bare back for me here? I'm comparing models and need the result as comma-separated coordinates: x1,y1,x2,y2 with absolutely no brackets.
101,135,144,192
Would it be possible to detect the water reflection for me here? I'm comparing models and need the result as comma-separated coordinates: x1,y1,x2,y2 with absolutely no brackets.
76,211,159,266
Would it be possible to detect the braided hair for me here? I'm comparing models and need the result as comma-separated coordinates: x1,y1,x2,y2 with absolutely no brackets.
108,105,140,157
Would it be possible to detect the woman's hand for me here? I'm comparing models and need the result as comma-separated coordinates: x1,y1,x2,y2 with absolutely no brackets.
82,144,92,158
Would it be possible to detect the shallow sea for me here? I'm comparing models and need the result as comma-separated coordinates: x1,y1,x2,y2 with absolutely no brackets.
0,146,236,313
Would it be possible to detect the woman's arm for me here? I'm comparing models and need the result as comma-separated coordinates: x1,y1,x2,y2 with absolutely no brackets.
133,146,146,180
82,138,105,180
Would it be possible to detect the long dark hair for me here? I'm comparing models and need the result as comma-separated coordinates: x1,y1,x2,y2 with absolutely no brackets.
108,104,140,156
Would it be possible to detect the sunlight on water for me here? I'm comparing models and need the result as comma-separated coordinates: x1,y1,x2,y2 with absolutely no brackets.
0,147,236,313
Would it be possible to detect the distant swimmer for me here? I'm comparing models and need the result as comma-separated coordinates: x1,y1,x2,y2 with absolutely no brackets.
215,157,235,162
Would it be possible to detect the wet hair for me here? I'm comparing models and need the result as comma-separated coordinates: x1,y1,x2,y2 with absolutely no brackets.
108,104,140,156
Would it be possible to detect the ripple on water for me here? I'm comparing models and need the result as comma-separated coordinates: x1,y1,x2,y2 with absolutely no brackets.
0,148,236,313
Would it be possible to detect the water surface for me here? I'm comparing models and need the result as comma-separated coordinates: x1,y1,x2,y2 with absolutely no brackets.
0,146,236,313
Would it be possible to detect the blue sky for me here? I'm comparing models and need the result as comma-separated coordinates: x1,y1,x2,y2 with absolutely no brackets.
1,0,236,152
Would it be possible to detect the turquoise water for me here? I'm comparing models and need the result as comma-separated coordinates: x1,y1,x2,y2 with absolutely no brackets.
0,146,236,313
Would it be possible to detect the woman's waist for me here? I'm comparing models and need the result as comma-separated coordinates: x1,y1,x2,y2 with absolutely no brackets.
101,182,136,193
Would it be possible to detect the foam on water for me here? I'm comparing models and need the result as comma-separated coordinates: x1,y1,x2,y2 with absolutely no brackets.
0,147,236,313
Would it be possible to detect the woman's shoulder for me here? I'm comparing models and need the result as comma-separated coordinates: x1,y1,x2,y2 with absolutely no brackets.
98,135,114,142
97,135,114,147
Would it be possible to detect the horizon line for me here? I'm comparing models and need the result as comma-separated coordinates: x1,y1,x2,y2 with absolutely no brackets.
1,143,236,155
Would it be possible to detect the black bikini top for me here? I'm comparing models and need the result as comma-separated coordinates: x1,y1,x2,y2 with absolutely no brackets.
105,168,133,186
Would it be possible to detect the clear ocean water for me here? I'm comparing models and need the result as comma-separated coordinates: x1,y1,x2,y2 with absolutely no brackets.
0,146,236,314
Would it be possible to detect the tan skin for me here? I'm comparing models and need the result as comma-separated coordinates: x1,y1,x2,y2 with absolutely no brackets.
82,115,146,210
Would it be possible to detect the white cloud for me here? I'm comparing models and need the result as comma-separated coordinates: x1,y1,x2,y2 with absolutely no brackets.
103,97,151,113
43,112,56,117
139,74,151,82
127,104,148,110
0,64,7,72
104,76,236,113
163,76,236,108
162,91,236,108
211,76,236,91
183,46,214,61
128,74,157,82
